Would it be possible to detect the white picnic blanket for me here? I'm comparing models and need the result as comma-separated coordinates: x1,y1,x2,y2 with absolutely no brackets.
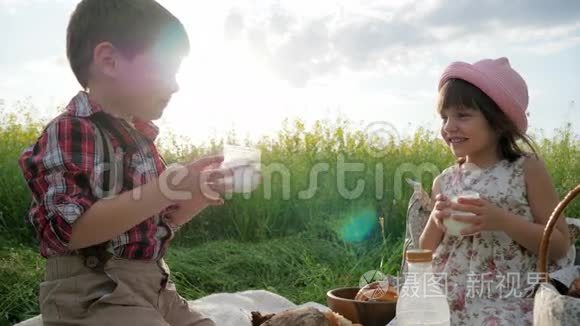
14,290,329,326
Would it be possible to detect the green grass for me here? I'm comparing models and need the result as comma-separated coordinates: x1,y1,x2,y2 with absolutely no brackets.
0,233,403,325
0,244,44,325
0,106,578,325
0,108,43,246
1,110,579,243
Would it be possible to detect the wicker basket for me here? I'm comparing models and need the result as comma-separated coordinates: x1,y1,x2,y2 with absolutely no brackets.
533,184,580,325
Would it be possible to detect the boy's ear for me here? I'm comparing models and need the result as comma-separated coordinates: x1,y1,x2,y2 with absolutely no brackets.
93,42,119,79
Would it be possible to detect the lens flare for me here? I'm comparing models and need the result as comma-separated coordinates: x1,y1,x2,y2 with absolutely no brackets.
338,207,378,243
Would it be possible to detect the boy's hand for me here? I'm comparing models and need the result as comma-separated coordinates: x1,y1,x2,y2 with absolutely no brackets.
160,155,234,203
431,194,451,232
161,155,237,227
451,197,508,235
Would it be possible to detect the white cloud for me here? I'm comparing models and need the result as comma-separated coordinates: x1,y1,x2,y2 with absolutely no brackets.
0,55,77,118
0,0,75,10
1,0,577,142
223,0,580,86
518,36,580,55
422,0,580,28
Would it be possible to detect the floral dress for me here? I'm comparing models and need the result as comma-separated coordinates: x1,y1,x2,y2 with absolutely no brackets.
432,156,573,326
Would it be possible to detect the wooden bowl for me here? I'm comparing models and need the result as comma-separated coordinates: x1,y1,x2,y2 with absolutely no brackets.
327,287,396,326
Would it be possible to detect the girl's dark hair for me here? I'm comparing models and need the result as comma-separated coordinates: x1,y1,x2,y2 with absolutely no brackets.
437,78,537,163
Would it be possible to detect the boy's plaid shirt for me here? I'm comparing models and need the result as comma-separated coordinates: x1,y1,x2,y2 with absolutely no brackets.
19,91,178,260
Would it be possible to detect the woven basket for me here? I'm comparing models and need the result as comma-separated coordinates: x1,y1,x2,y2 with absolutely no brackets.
533,184,580,325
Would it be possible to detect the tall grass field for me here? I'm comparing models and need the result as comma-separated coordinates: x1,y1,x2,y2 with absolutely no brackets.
1,106,578,325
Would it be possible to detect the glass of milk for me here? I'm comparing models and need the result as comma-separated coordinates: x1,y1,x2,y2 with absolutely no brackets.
221,145,261,193
444,190,480,236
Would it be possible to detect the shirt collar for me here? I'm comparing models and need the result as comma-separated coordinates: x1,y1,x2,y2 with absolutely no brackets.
66,91,160,141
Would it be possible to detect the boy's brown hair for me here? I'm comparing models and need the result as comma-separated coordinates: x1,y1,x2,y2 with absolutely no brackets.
67,0,190,89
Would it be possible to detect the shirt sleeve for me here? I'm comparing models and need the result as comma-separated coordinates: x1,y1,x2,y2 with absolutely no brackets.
19,116,99,251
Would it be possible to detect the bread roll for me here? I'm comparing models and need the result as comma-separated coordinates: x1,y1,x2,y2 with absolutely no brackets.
568,278,580,298
251,307,360,326
354,281,398,302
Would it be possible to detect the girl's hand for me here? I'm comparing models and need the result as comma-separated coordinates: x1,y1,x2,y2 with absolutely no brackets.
431,194,451,232
450,197,508,235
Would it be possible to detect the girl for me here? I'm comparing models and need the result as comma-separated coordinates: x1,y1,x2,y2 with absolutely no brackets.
419,57,573,325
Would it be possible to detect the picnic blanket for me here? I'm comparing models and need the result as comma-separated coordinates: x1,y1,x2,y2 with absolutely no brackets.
14,290,330,326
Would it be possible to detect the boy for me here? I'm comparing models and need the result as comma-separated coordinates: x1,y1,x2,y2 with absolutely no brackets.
18,0,235,325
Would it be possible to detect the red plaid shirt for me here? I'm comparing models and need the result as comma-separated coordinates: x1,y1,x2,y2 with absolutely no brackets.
19,91,177,260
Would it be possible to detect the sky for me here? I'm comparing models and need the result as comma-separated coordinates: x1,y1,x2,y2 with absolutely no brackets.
0,0,579,144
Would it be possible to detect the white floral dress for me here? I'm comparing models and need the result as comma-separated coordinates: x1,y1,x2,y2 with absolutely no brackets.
432,156,573,326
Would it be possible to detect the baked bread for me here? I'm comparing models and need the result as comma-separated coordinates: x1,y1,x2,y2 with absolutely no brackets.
354,281,398,302
251,307,361,326
568,278,580,298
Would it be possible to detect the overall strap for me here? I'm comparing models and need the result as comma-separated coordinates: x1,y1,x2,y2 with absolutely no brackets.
77,113,124,272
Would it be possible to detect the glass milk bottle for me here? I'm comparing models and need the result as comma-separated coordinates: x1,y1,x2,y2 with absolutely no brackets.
396,249,450,326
